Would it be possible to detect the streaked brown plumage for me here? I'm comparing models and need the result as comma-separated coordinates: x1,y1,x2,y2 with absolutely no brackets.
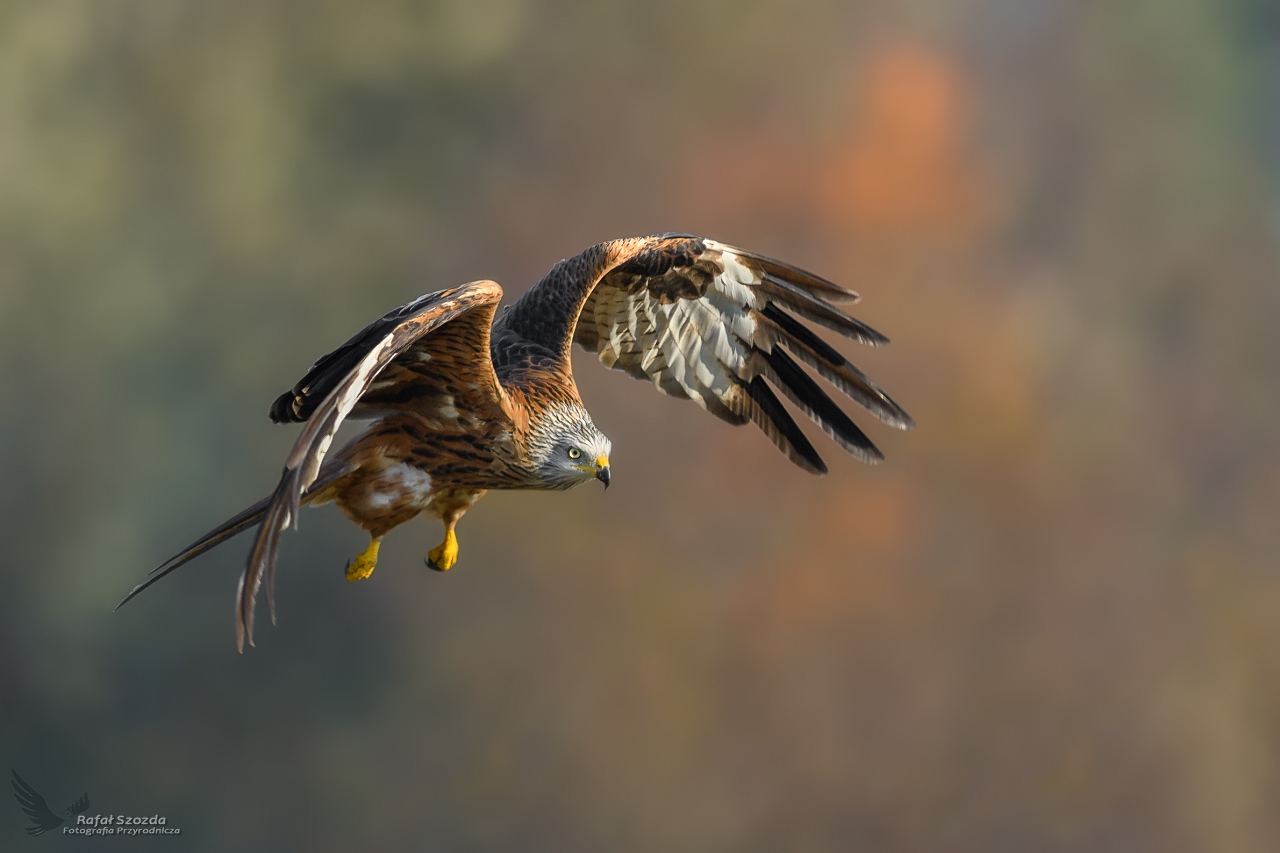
118,234,914,650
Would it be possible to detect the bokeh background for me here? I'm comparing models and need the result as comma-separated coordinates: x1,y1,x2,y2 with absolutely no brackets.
3,1,1278,850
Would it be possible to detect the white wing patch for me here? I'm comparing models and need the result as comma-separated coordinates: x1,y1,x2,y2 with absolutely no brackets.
592,246,762,414
572,237,908,474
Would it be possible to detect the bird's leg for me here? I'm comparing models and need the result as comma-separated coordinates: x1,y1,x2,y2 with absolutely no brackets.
425,524,459,572
345,536,383,582
424,489,485,572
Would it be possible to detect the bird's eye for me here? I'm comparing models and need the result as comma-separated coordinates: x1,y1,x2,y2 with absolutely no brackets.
568,447,582,459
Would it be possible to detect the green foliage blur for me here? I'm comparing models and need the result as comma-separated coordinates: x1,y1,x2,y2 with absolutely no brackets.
3,1,1278,850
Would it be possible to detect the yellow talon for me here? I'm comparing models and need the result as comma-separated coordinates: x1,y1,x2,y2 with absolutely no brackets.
426,529,459,572
345,538,381,582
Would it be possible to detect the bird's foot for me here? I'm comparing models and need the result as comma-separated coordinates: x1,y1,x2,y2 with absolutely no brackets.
425,530,458,572
345,538,382,582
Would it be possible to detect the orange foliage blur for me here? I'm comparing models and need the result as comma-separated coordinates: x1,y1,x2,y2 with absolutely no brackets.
818,46,986,235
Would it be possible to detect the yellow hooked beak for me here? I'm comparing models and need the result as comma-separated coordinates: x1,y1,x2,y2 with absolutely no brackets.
595,454,610,489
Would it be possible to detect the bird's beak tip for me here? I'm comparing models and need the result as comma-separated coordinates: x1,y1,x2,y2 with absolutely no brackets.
596,465,611,489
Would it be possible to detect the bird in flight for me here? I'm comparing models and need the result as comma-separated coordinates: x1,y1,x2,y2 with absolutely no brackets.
118,234,912,650
11,771,90,836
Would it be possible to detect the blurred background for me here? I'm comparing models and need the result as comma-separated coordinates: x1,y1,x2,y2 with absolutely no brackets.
2,1,1278,850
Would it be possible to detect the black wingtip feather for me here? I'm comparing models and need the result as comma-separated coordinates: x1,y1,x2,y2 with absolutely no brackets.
750,252,860,303
762,347,884,464
269,390,299,423
745,376,828,474
270,288,453,425
760,304,914,430
760,275,890,346
762,304,845,363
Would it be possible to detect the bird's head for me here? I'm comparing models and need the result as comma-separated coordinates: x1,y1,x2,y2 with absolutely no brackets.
529,404,612,490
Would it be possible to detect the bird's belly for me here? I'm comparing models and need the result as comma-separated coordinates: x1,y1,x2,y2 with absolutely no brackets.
344,461,435,515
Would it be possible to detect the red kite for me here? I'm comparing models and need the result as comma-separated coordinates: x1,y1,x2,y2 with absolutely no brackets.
119,235,913,650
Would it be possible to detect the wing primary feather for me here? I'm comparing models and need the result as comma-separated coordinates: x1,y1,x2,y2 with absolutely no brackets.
114,463,352,613
269,290,449,424
760,303,846,363
760,347,883,463
115,499,267,611
711,242,860,303
743,376,827,475
759,305,914,429
144,499,269,577
238,472,292,651
759,275,890,346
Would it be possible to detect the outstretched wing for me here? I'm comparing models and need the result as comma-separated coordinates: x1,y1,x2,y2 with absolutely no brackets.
11,771,64,836
239,280,507,651
497,235,912,473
